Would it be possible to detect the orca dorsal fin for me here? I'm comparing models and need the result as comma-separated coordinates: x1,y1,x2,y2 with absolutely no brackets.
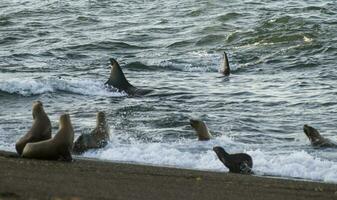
105,58,135,92
221,52,230,76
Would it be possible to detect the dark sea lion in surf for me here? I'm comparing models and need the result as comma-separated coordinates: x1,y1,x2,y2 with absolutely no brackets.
303,124,336,148
213,146,253,174
220,52,230,76
105,58,152,96
73,112,110,154
22,114,74,162
190,119,212,140
15,101,52,155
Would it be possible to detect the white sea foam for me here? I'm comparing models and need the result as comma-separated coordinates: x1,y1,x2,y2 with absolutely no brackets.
146,51,221,72
249,150,337,183
83,134,337,183
0,77,126,97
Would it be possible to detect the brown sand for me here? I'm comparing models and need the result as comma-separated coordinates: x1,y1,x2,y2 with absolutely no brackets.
0,150,336,200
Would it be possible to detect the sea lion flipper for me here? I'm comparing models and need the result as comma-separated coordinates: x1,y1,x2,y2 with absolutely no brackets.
221,52,230,76
239,162,253,175
59,150,72,162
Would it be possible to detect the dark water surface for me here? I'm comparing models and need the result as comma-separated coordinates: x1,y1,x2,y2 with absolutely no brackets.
1,0,337,182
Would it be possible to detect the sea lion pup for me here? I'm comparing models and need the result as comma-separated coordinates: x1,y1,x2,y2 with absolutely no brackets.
190,119,212,140
213,146,253,174
303,124,336,148
105,58,152,96
15,101,52,155
220,52,230,76
73,111,110,154
22,114,74,162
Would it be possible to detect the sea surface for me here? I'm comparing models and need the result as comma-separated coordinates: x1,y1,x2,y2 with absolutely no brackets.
1,0,337,183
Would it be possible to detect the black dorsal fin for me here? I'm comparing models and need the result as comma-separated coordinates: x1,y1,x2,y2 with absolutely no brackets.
221,52,230,76
105,58,136,92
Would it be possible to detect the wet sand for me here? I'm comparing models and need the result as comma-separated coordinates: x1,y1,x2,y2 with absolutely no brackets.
0,150,336,200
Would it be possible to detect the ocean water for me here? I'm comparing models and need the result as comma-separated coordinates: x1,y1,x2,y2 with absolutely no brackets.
1,0,337,183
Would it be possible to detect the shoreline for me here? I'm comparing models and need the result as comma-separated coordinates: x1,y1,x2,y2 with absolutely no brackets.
0,150,336,200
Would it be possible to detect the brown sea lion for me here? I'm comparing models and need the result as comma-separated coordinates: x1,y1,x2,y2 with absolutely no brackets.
213,146,253,174
220,52,230,76
190,119,212,140
73,112,110,154
105,58,152,96
15,101,52,155
22,114,74,161
303,124,336,148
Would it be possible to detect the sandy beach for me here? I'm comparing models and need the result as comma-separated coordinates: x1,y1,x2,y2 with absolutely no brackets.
0,150,336,200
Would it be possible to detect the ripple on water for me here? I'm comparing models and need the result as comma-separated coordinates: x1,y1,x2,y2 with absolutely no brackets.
1,0,337,183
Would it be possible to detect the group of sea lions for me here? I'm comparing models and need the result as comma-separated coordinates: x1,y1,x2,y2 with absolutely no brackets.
15,101,110,161
13,53,336,175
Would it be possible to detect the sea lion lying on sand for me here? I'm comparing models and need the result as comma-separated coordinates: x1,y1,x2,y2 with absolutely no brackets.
105,58,152,96
190,119,212,140
15,101,52,155
73,112,110,154
303,124,336,148
22,114,74,162
213,146,253,174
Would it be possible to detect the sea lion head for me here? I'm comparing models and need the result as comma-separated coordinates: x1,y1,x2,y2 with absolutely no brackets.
96,111,106,126
58,113,74,146
73,134,92,154
59,114,72,130
32,101,45,119
303,124,321,142
213,146,229,165
190,119,212,140
213,146,228,157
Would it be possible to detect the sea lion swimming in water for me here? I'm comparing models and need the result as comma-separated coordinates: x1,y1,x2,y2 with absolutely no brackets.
73,112,110,154
303,124,336,148
190,119,212,140
213,146,253,174
15,101,52,155
105,58,152,96
220,52,230,76
22,114,74,162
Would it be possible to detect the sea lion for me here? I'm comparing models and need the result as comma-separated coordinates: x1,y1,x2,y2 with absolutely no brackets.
15,101,52,155
22,114,74,161
190,119,212,140
105,58,152,96
73,111,110,154
220,52,230,76
213,146,253,174
303,124,336,148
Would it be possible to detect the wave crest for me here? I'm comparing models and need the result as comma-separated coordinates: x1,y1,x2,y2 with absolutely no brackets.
0,77,126,97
